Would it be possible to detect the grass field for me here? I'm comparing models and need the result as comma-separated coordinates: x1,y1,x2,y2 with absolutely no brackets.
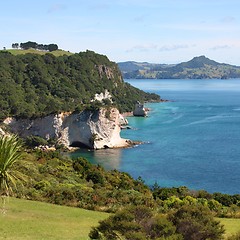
0,198,109,240
0,198,239,239
218,217,240,238
2,48,73,56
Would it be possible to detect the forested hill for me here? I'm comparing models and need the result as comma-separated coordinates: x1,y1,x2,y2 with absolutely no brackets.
119,56,240,79
0,50,159,120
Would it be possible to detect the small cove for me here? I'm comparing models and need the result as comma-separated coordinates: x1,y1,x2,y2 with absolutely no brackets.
70,79,240,194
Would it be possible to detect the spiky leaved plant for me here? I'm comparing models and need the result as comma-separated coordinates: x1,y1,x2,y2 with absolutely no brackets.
0,135,25,213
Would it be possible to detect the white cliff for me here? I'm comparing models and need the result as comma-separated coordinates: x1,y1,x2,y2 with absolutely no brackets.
5,108,131,149
93,89,113,103
0,127,5,136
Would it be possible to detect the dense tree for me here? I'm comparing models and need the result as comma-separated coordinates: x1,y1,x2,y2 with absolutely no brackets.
20,41,38,50
169,205,225,240
89,205,183,240
0,50,160,120
13,41,59,51
213,192,240,207
48,44,58,52
12,43,19,49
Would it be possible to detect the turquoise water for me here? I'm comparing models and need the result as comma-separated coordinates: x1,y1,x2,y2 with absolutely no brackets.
70,79,240,194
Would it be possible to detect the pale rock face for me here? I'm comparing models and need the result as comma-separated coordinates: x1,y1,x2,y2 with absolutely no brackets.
5,108,130,149
119,114,129,126
93,89,113,103
0,127,5,136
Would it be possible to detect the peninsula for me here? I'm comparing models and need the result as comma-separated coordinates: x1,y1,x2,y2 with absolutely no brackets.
0,48,160,149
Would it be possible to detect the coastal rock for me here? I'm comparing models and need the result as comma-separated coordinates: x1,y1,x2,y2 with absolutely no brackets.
119,114,128,126
133,101,147,117
93,89,113,103
0,127,5,136
5,108,130,150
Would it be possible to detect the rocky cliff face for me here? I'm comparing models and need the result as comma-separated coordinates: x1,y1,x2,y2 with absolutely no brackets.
4,108,130,149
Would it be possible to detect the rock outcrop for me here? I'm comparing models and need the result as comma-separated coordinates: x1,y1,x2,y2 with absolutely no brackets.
4,108,130,150
133,102,147,117
0,127,5,136
93,89,113,103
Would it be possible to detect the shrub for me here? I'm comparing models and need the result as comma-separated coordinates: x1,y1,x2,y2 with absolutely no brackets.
34,180,51,191
72,157,91,174
89,205,182,240
86,168,104,185
169,205,225,240
25,135,48,148
227,232,240,240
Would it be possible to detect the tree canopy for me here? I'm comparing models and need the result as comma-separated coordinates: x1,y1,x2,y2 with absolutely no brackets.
12,41,59,52
89,205,225,240
0,50,160,120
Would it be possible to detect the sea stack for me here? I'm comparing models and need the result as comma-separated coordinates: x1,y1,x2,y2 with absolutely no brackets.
133,101,147,117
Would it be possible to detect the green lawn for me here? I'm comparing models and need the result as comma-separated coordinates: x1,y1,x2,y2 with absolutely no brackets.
0,197,109,240
2,49,73,56
217,218,240,238
0,198,239,240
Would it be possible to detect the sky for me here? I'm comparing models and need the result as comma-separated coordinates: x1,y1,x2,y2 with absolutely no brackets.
1,0,240,65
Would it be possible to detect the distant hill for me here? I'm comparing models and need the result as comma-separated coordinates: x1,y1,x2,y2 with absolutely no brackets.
118,56,240,79
118,61,169,72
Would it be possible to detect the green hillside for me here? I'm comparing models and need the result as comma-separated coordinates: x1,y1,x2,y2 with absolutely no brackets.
218,218,240,238
0,197,109,240
5,48,73,57
0,139,239,239
0,198,239,240
119,56,240,79
0,50,160,120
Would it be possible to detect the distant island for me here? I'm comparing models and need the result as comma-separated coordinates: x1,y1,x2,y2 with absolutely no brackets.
118,55,240,79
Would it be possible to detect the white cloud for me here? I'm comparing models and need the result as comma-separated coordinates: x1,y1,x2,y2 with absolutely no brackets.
210,45,232,51
126,44,158,52
158,44,193,52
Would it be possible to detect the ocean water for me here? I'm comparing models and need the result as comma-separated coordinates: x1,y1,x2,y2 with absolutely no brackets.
70,79,240,194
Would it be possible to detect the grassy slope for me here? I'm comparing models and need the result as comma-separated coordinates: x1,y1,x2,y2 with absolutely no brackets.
217,218,240,238
0,198,239,240
3,48,73,56
0,197,109,240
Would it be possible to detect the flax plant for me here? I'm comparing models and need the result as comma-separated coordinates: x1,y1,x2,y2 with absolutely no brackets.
0,135,25,213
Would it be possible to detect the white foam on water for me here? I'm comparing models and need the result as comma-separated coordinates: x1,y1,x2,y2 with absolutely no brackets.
163,114,184,124
183,115,238,126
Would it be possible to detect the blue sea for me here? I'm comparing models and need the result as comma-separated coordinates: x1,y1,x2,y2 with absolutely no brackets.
70,79,240,194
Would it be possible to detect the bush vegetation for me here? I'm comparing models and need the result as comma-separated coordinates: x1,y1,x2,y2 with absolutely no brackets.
10,148,240,217
90,205,225,240
11,152,154,212
0,47,238,239
2,146,238,239
12,41,58,52
0,50,160,120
